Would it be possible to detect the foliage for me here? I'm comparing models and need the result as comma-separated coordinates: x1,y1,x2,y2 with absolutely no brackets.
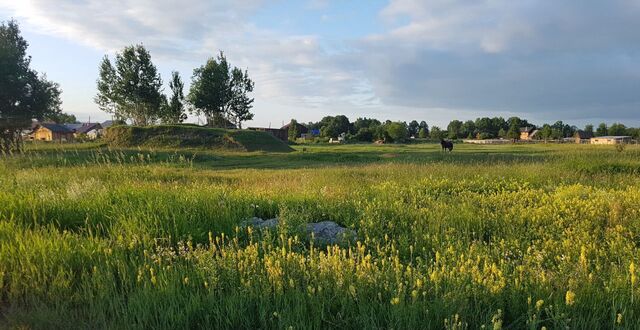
103,125,292,152
188,52,254,128
0,20,62,154
596,123,608,137
95,45,164,126
287,119,299,141
320,115,351,138
385,122,409,142
44,112,77,124
430,126,445,140
160,72,187,124
418,127,428,139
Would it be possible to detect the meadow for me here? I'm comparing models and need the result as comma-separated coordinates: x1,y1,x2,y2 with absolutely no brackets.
1,142,640,329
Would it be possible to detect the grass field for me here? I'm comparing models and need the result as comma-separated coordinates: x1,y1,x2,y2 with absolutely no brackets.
1,142,640,329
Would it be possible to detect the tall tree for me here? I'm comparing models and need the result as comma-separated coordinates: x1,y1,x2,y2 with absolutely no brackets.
189,52,254,128
228,67,254,128
584,124,594,135
408,120,419,137
287,119,299,141
596,123,608,137
1,20,62,154
447,120,463,139
160,71,187,124
95,45,163,125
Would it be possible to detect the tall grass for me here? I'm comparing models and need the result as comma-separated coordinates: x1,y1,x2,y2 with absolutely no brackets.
1,144,639,328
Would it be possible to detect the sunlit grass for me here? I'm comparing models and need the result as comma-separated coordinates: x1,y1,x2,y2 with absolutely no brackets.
1,143,639,328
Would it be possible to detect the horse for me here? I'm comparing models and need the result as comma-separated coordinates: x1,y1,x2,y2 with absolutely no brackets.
440,139,453,152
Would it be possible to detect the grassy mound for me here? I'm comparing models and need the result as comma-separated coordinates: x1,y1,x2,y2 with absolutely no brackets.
104,125,293,152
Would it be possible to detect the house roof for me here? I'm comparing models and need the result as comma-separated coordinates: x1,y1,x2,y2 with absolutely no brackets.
519,126,536,133
38,123,73,133
592,136,631,139
280,122,309,133
575,130,594,139
76,123,102,134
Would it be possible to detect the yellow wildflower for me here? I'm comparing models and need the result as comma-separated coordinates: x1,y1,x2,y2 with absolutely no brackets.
565,290,576,306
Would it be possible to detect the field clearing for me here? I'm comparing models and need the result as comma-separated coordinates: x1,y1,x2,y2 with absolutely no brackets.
1,143,640,329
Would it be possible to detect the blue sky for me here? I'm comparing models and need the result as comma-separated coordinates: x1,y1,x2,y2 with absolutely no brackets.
1,0,639,127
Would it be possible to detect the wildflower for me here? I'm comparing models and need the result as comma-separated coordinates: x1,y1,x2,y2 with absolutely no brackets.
390,297,400,305
183,277,189,285
535,299,544,311
617,313,623,325
631,262,637,286
565,290,576,306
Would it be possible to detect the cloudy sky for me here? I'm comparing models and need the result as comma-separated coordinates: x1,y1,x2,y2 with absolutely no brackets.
1,0,639,127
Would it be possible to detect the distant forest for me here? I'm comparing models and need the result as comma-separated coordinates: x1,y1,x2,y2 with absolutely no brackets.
296,115,639,142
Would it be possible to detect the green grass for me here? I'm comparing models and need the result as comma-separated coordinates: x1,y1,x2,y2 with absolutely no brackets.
1,142,640,329
103,125,294,152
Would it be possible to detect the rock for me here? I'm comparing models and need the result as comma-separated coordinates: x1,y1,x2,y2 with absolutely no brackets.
305,221,356,244
241,217,356,244
257,218,279,229
241,217,265,227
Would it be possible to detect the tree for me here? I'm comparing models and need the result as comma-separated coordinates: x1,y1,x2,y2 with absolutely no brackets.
320,115,350,138
287,119,299,141
95,45,164,125
354,127,374,142
44,112,77,124
584,124,594,135
447,120,463,139
408,120,419,137
418,127,428,138
539,124,552,142
596,123,608,137
498,128,507,138
385,122,408,142
609,123,627,136
430,126,444,140
506,125,520,141
159,71,187,124
1,20,62,154
188,52,254,128
461,120,476,139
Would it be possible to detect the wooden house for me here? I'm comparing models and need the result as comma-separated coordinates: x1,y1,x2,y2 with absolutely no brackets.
280,122,309,138
574,130,593,144
31,123,74,142
519,127,538,140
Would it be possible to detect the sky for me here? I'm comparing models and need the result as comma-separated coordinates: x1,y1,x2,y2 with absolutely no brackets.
1,0,639,128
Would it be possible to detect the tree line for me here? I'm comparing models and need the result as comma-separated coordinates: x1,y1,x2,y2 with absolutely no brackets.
95,47,254,128
291,115,640,143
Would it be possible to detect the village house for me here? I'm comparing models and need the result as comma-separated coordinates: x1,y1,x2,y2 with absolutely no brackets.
574,130,594,144
280,122,309,138
590,136,632,145
30,123,74,142
519,127,539,140
65,123,103,140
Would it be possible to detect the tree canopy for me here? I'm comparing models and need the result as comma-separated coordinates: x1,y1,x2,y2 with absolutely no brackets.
95,45,163,126
1,20,62,153
188,52,254,128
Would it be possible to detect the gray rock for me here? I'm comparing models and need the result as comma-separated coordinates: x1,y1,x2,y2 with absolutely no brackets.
241,217,356,244
257,218,279,229
305,221,356,244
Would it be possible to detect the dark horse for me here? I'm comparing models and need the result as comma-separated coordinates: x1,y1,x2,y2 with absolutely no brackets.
440,139,453,152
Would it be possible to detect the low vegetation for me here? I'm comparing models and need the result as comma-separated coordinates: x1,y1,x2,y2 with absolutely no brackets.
1,143,640,328
103,125,293,152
